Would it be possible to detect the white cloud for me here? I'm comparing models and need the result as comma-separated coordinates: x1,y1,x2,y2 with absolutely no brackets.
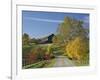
24,17,63,23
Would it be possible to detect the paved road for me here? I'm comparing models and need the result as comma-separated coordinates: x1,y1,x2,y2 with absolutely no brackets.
53,56,75,67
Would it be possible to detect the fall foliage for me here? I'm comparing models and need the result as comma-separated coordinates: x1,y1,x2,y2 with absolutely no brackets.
53,16,89,62
66,36,89,60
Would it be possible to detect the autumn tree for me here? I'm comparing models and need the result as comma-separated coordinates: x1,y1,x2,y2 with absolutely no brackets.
55,17,87,45
56,17,73,44
22,33,30,45
53,16,89,60
66,36,89,60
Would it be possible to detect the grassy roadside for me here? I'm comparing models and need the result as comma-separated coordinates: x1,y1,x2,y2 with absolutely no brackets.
23,60,47,69
44,59,56,67
22,59,56,69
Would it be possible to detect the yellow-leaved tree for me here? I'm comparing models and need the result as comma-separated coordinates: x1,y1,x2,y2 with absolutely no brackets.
66,36,89,60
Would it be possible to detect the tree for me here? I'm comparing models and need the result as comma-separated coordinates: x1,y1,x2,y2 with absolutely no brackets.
66,36,89,60
56,17,73,44
52,16,89,62
52,34,62,44
55,17,87,45
22,33,30,45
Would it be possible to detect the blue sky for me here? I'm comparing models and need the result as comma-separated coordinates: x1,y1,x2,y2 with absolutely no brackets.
22,11,89,38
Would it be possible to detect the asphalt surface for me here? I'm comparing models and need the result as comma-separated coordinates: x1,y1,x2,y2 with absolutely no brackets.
53,56,75,67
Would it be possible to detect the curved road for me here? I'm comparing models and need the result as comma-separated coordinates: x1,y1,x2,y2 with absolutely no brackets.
53,56,75,67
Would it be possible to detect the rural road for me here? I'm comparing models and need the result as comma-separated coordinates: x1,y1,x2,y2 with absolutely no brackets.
53,56,75,67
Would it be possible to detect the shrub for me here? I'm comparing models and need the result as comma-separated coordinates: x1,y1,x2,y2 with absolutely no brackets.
24,53,37,65
44,53,50,60
36,47,46,60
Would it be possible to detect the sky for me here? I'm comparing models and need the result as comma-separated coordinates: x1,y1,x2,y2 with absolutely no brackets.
22,11,89,38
